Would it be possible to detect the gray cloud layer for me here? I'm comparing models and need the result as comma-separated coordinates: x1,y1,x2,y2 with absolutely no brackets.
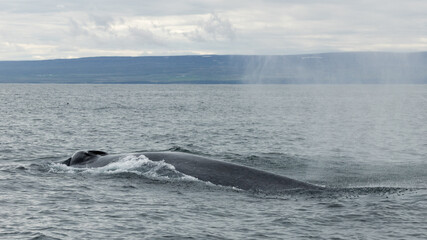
0,0,426,60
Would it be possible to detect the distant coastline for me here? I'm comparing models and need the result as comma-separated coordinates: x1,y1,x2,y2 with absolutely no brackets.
1,52,426,84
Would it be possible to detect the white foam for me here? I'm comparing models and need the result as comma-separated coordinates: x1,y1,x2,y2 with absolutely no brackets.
49,154,199,182
48,162,80,174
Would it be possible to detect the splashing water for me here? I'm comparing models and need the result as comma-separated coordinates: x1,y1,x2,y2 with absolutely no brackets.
48,154,199,182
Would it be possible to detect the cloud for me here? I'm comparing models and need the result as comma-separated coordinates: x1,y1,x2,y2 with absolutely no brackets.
128,26,165,46
184,13,235,42
0,0,426,60
199,13,235,40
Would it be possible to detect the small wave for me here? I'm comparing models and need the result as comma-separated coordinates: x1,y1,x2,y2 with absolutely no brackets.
248,186,419,200
335,186,415,195
48,155,199,182
29,233,61,240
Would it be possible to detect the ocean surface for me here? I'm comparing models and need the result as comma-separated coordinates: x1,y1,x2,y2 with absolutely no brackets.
0,84,426,239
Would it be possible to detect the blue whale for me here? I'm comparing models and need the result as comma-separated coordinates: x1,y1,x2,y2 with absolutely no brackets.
62,150,322,192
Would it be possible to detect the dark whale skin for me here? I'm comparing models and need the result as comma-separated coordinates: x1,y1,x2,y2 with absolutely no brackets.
63,151,322,192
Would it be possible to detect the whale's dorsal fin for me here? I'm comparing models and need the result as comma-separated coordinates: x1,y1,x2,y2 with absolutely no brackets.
87,150,108,156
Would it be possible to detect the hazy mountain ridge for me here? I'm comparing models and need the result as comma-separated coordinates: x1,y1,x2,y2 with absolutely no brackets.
0,52,426,83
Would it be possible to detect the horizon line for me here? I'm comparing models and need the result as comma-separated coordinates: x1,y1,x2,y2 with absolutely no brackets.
1,51,426,62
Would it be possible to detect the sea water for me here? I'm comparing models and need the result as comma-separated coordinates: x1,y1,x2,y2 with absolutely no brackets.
0,84,426,239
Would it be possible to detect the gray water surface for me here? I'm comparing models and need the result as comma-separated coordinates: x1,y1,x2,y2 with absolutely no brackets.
0,84,426,239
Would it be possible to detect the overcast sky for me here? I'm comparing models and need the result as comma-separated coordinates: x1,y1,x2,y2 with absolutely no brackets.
0,0,426,60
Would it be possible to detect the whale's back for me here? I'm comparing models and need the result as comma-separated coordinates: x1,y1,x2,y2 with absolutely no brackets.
142,152,318,191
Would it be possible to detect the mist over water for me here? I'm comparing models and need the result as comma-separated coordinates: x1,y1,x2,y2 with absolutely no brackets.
240,52,427,84
0,84,426,239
